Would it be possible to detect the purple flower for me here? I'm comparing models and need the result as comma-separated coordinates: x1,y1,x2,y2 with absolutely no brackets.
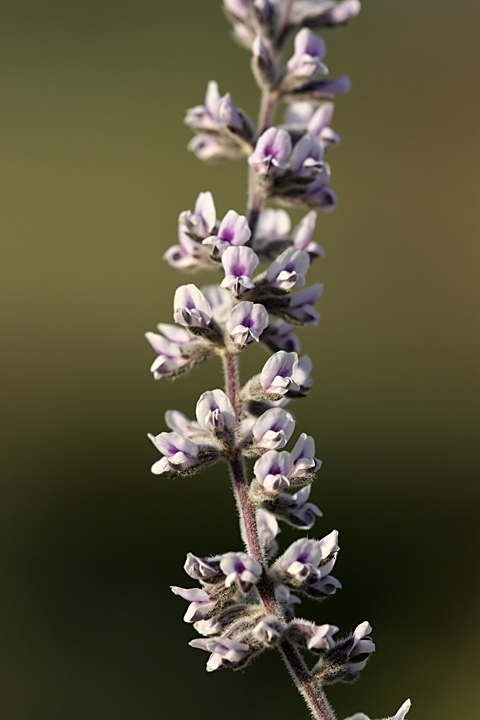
194,605,249,637
289,134,324,178
178,191,216,240
307,624,339,651
288,284,323,326
184,553,221,581
196,389,236,434
147,432,199,476
248,127,292,177
290,433,322,478
203,209,251,258
188,134,244,162
277,530,339,583
260,351,300,395
163,224,206,271
292,211,325,258
252,616,284,646
219,551,262,592
226,301,269,347
145,328,190,379
164,410,202,438
265,321,301,354
185,81,243,133
201,284,233,322
189,636,251,672
252,408,296,450
288,620,339,651
174,284,212,329
289,486,323,529
221,246,260,296
254,450,293,493
255,208,292,241
346,621,376,670
170,586,216,623
267,247,310,292
286,29,328,79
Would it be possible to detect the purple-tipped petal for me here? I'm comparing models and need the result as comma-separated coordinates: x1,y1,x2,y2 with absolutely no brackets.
254,450,293,493
287,28,328,78
203,209,251,257
148,431,199,475
290,432,322,477
252,408,296,450
248,127,292,177
267,247,310,292
221,246,260,296
174,284,213,328
196,389,235,433
260,351,300,395
226,301,269,347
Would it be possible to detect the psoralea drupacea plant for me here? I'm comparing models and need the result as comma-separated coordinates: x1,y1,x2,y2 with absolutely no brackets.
146,2,411,719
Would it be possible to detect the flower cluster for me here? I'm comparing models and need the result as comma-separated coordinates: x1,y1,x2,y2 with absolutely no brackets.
145,2,411,719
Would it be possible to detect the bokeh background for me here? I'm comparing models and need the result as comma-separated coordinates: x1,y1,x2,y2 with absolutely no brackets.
1,1,479,718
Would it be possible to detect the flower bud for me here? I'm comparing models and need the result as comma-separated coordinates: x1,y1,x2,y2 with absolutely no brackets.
184,553,222,581
252,615,284,646
189,636,252,672
251,34,277,88
286,619,339,652
313,621,375,683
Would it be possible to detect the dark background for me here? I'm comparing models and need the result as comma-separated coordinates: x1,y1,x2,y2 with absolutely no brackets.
1,1,479,718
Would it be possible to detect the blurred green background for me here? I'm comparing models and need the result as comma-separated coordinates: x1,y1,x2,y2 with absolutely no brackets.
1,1,479,718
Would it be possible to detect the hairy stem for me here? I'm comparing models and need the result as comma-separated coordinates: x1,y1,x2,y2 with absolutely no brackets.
280,640,336,720
222,352,335,720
